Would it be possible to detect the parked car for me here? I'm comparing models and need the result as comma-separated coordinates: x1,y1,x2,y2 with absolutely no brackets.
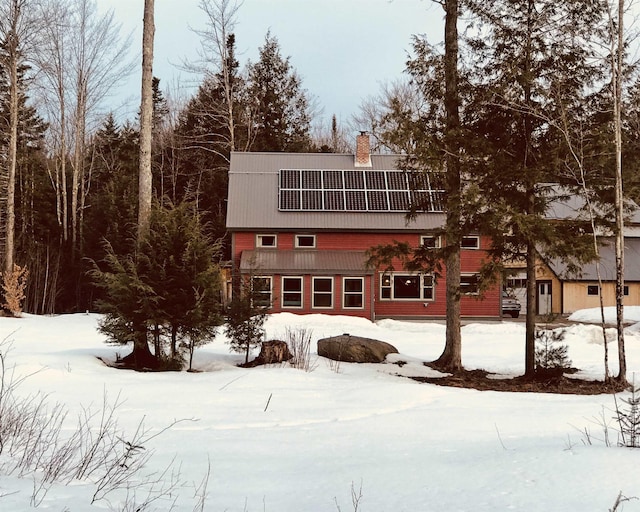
502,292,521,318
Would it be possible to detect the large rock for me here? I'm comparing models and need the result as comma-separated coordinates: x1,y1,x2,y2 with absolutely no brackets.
317,334,398,363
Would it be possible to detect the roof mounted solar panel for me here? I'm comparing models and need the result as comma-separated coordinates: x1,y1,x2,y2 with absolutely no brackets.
278,169,444,212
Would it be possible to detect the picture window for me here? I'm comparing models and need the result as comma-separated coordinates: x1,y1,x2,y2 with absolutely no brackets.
380,273,434,301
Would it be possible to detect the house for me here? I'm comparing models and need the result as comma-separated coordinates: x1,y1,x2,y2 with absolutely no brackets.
503,192,640,316
226,133,502,321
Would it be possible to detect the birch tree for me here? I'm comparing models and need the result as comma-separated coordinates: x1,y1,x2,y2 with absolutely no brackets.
0,0,39,276
34,0,71,242
609,0,627,384
190,0,243,153
69,0,133,254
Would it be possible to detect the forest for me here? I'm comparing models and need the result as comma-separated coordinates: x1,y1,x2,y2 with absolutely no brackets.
1,0,640,375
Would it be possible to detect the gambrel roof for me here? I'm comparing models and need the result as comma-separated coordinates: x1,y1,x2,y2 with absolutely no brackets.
227,152,446,232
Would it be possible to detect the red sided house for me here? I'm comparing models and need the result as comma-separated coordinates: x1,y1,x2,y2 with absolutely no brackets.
226,134,501,321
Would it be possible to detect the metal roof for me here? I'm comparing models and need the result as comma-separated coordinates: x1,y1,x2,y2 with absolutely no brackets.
226,152,446,232
240,250,374,275
549,237,640,281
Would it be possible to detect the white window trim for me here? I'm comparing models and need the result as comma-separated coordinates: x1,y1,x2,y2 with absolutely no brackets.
295,234,317,248
256,233,278,248
461,235,480,250
343,277,365,310
379,273,435,301
281,276,303,309
251,276,272,307
460,273,480,295
312,276,333,309
420,235,442,249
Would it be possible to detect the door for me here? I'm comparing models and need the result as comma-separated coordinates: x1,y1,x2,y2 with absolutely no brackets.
537,281,552,315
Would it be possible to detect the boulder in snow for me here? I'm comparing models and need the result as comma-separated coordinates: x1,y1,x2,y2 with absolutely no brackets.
317,334,398,363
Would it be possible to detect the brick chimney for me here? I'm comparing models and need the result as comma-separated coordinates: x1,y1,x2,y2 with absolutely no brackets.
355,131,372,167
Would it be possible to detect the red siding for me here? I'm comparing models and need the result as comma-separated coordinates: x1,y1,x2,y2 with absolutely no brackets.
231,231,501,320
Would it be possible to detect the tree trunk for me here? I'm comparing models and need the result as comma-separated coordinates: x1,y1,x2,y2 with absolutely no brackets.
5,37,18,275
128,0,156,369
433,0,462,372
613,0,627,384
138,0,155,243
524,240,537,377
72,75,86,255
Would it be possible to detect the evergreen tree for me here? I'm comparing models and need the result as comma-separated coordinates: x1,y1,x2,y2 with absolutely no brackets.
246,32,313,152
91,201,223,371
464,0,607,377
141,201,223,369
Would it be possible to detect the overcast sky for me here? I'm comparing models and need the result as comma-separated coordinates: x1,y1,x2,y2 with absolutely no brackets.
99,0,444,130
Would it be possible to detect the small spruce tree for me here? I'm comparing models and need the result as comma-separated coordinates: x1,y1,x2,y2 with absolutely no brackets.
224,275,271,365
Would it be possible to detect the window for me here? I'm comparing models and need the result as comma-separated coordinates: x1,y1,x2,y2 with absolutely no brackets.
251,277,272,307
380,273,434,301
461,236,480,249
460,274,480,295
587,285,599,295
625,286,630,296
256,234,277,248
295,234,316,248
312,277,333,308
343,277,364,309
421,235,441,249
282,277,303,308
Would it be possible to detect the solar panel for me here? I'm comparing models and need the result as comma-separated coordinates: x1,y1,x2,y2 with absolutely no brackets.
278,169,444,212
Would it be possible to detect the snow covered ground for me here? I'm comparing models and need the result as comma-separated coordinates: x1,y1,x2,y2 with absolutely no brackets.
1,309,640,511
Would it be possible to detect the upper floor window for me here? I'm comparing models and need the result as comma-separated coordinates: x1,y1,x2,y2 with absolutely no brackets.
461,236,480,250
421,235,441,249
256,234,277,248
295,234,316,248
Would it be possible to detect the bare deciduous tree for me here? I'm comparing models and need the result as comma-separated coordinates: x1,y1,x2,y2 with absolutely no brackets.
189,0,243,154
0,0,40,275
32,0,134,254
68,0,134,253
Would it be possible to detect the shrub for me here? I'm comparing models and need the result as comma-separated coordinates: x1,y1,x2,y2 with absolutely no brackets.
285,326,316,371
1,264,29,317
535,329,571,371
614,379,640,448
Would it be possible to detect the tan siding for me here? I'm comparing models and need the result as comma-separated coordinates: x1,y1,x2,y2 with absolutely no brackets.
563,282,640,313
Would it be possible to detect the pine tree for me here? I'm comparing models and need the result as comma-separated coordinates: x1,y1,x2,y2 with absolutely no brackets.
246,32,313,152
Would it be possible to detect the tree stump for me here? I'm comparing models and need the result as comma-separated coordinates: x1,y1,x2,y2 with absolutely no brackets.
248,340,293,367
